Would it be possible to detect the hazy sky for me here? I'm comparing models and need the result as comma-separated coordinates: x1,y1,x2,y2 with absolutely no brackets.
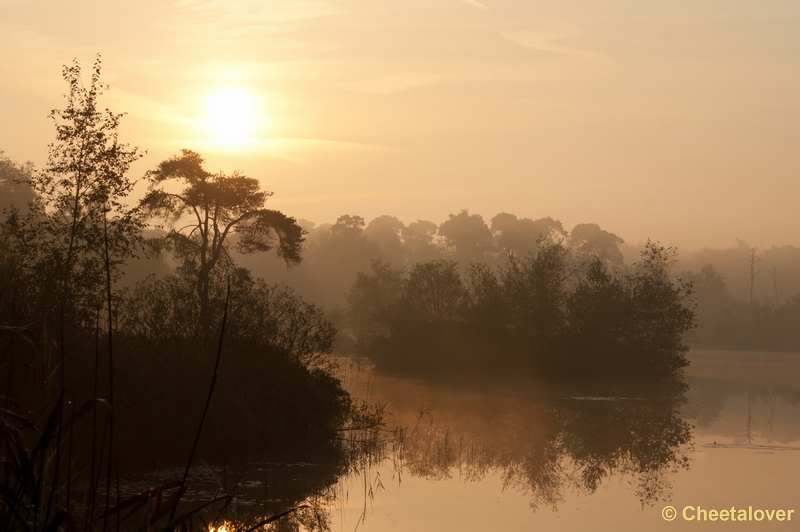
1,0,798,249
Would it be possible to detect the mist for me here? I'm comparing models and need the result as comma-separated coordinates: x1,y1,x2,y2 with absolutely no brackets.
2,1,799,530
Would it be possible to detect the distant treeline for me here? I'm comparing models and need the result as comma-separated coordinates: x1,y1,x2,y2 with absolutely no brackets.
345,241,694,377
4,150,799,356
685,264,800,352
232,211,627,309
233,212,800,354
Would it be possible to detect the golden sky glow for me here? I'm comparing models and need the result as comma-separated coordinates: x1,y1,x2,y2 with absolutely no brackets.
0,0,797,248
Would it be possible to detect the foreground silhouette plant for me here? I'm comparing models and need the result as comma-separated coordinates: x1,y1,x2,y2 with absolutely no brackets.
0,296,320,532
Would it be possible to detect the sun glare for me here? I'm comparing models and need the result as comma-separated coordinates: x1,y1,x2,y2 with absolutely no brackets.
204,88,258,142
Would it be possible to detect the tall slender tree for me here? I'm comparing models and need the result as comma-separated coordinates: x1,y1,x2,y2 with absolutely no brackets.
737,239,762,307
4,56,144,324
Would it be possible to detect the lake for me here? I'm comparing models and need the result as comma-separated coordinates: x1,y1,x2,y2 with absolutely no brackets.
327,350,800,531
125,350,800,531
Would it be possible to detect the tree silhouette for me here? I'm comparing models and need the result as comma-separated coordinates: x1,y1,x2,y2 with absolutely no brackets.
737,239,762,307
141,149,304,337
4,57,144,323
570,223,625,265
405,260,465,323
365,215,405,265
438,209,494,263
402,219,440,263
330,214,366,240
0,152,35,221
491,213,565,256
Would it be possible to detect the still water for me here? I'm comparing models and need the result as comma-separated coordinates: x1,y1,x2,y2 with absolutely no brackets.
331,350,800,531
128,351,800,531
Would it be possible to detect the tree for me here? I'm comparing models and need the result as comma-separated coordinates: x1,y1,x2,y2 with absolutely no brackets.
737,239,762,307
402,219,440,263
121,266,335,367
680,264,731,348
463,262,505,327
141,149,304,337
768,266,779,307
4,57,144,323
491,213,565,256
0,152,36,319
686,264,728,309
0,151,36,222
346,259,405,341
623,241,695,375
570,223,625,265
330,214,366,240
501,241,572,344
405,260,465,323
365,215,405,265
565,257,628,373
438,209,494,263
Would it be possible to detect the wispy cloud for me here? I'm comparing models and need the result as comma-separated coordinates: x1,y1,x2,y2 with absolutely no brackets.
0,26,75,96
158,136,389,162
461,0,488,10
338,74,442,94
513,98,719,121
271,185,500,206
159,0,346,37
106,89,194,126
500,24,608,61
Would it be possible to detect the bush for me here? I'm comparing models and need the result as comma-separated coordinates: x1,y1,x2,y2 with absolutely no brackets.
349,241,696,378
110,265,361,463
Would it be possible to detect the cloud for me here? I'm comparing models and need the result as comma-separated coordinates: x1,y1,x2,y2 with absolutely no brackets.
461,0,488,10
0,26,75,96
271,185,499,206
105,89,194,127
157,136,388,163
338,74,442,94
160,0,346,36
513,97,718,121
500,25,608,61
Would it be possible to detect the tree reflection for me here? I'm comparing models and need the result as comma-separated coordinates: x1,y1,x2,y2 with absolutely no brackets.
225,357,800,530
393,381,692,510
174,382,693,530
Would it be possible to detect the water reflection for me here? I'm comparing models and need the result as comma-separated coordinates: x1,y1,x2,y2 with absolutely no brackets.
119,382,694,530
392,380,692,511
683,351,800,448
117,459,343,531
120,352,800,531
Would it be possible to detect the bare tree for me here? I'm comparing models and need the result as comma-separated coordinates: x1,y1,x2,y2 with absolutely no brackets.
737,239,762,306
768,266,779,307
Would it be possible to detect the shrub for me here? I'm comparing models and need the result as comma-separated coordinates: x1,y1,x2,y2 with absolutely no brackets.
349,241,696,378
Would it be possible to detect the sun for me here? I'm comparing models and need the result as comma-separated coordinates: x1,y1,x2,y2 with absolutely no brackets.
204,88,258,142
